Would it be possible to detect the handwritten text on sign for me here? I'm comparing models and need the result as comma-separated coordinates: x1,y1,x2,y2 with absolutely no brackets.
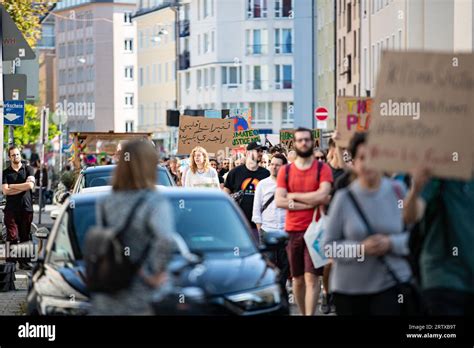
366,51,474,180
336,97,373,147
178,116,234,155
280,129,320,151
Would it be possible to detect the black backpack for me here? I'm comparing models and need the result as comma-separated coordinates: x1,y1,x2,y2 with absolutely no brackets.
84,194,153,293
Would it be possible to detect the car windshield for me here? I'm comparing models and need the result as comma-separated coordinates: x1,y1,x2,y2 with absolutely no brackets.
85,167,172,187
71,197,257,258
168,197,256,256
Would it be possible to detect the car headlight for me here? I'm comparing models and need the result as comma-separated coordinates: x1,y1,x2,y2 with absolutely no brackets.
225,285,281,312
40,296,90,316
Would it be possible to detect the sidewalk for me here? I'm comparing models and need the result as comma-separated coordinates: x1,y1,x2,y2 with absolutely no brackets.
0,204,56,315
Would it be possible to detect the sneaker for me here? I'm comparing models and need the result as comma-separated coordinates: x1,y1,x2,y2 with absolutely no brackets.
18,262,33,271
321,293,330,314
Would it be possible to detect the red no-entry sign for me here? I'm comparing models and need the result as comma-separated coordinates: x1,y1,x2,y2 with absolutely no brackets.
315,107,329,121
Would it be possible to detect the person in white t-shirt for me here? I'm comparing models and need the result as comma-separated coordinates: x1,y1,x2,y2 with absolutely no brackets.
184,146,220,189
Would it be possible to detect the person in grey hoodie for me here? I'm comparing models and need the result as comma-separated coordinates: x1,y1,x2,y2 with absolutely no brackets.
323,133,412,315
90,140,176,315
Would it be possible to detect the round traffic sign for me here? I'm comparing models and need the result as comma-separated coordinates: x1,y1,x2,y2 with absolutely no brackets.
315,107,328,121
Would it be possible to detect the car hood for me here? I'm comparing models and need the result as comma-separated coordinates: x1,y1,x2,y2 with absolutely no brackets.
179,252,277,296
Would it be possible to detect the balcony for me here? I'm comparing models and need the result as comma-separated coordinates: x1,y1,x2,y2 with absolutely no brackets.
275,43,293,54
179,50,190,70
246,44,268,55
275,79,293,90
179,19,190,38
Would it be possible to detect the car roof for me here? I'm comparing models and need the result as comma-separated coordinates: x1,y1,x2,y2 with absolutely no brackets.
70,187,229,205
81,164,167,174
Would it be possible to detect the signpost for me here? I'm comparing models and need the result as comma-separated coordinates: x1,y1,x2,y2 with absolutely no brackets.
315,106,328,129
3,100,24,126
0,4,36,192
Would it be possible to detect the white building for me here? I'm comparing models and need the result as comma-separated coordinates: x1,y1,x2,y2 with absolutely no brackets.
179,0,295,134
54,0,137,132
360,0,474,97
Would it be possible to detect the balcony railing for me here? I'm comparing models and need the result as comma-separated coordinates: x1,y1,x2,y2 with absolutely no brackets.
247,80,269,91
246,44,268,55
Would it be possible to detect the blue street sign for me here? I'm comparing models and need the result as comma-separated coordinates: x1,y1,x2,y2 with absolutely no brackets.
4,100,25,126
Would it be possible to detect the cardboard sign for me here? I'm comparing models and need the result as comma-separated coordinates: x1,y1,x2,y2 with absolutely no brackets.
336,97,373,148
178,116,234,155
233,129,260,147
229,108,252,131
280,129,321,151
366,51,474,180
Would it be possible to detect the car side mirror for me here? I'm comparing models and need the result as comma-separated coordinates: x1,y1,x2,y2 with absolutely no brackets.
259,231,289,252
34,227,50,240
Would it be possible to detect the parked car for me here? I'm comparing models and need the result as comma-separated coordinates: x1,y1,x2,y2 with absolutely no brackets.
71,165,175,194
28,188,288,316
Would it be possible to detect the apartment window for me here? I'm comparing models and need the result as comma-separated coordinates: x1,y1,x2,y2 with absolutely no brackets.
125,121,134,132
76,41,84,56
124,12,132,24
221,66,242,87
275,28,292,54
86,39,93,54
275,64,292,89
146,66,150,85
371,44,375,88
139,31,144,49
347,2,352,32
86,66,94,81
86,12,93,27
198,0,201,20
211,31,215,51
125,93,134,107
171,62,176,81
204,33,210,53
250,102,272,124
246,29,268,55
138,105,144,125
398,29,402,49
282,102,294,124
275,0,293,18
185,72,191,90
158,64,162,83
364,47,368,90
204,0,211,18
76,67,84,83
197,70,202,88
67,42,75,57
198,34,201,55
124,39,133,52
59,44,66,58
125,66,133,80
210,67,215,86
392,34,395,49
58,19,65,32
354,30,357,57
165,62,169,82
343,36,346,56
253,66,262,89
204,68,209,87
247,0,268,18
139,67,144,87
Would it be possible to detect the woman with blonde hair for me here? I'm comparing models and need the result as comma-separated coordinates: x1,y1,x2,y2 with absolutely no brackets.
183,146,220,188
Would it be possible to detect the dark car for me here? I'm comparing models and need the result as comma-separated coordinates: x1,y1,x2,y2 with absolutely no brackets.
27,188,288,316
71,165,175,194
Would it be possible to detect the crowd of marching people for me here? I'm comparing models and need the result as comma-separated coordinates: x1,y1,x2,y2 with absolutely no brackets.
156,128,473,317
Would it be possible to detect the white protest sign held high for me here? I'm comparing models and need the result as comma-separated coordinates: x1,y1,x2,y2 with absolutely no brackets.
366,51,474,180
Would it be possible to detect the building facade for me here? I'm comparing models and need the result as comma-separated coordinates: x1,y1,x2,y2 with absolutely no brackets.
336,0,361,98
134,2,178,152
360,0,474,97
38,11,57,110
178,0,295,134
53,0,137,132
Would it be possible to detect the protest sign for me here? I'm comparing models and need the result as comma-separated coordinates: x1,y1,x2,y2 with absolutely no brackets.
366,51,474,180
229,108,252,131
280,129,320,151
336,97,372,148
233,129,260,147
178,116,234,155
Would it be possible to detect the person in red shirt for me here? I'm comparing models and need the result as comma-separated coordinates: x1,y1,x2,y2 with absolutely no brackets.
276,128,333,315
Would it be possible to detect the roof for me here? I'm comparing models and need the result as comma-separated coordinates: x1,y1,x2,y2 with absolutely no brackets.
133,2,175,19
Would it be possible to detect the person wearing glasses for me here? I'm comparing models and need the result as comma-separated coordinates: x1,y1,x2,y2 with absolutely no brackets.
2,146,36,270
313,148,327,162
218,158,230,177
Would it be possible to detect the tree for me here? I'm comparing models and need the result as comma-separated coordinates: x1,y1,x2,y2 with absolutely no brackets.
0,0,56,48
4,103,59,147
